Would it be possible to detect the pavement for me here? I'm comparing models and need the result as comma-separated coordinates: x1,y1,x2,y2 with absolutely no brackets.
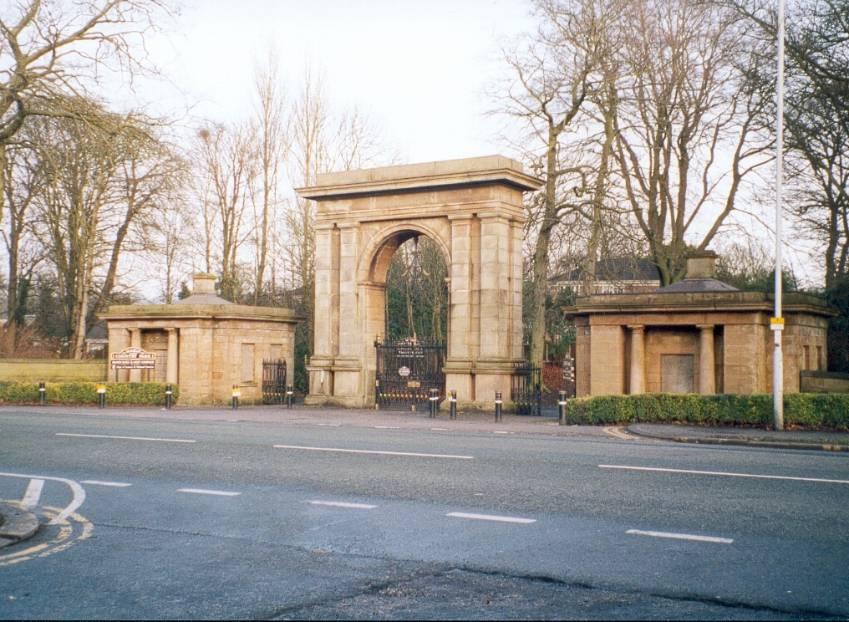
2,402,847,449
627,423,849,452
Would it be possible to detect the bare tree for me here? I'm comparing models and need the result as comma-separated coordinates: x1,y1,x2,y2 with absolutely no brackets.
1,138,43,353
24,101,180,357
250,52,288,304
0,0,168,215
610,0,773,284
727,0,849,287
496,0,620,368
194,123,259,301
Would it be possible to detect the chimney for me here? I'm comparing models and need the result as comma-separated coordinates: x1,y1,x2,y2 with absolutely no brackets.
685,250,717,279
192,273,218,295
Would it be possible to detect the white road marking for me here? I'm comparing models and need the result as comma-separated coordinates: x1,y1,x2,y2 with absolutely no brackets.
0,472,85,525
599,464,849,485
446,512,536,524
177,488,241,497
493,431,509,435
273,444,474,460
626,529,734,544
21,479,44,509
374,426,401,429
81,480,132,488
308,500,376,509
315,423,340,427
430,427,448,431
57,433,196,444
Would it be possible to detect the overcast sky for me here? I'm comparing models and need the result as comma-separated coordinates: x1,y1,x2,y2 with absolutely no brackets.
110,0,814,289
137,0,535,163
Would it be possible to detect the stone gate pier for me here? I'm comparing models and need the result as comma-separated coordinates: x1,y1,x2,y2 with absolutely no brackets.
296,155,542,409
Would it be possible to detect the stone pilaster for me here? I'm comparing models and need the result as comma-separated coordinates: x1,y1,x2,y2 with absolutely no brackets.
698,324,716,394
479,215,511,360
337,223,360,359
129,328,142,383
313,224,336,359
628,325,645,394
166,328,179,385
448,215,474,362
509,220,524,360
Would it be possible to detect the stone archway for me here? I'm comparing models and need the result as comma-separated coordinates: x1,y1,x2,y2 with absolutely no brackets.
296,155,542,409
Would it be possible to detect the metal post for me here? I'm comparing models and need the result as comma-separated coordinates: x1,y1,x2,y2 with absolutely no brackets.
39,382,46,405
231,385,240,410
449,389,457,420
286,385,294,408
165,384,173,410
558,390,567,426
494,391,502,422
429,388,438,418
97,384,106,409
773,0,787,431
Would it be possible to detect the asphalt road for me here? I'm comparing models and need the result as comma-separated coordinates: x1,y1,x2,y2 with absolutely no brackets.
1,409,847,620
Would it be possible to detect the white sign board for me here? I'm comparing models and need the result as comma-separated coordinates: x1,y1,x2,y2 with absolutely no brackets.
111,346,156,370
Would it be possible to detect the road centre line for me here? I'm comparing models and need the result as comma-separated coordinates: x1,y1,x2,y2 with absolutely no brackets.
447,512,536,524
273,444,474,460
599,464,849,485
0,472,85,525
57,433,196,444
177,488,241,497
627,529,733,544
81,480,132,487
308,500,376,509
21,479,44,509
374,426,401,429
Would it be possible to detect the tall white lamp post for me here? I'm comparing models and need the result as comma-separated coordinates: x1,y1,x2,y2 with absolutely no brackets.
773,0,787,430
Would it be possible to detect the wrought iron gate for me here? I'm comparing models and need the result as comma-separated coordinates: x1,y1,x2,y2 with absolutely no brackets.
511,362,542,416
375,338,445,410
262,359,287,405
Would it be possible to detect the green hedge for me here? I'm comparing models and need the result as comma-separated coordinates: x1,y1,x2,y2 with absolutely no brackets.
565,393,849,430
0,382,179,406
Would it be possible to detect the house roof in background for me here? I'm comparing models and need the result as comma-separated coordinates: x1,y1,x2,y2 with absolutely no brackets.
656,278,739,293
555,258,661,283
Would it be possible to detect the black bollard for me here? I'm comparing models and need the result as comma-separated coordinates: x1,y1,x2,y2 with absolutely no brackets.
495,391,503,422
39,381,46,405
97,384,106,409
231,385,240,410
428,388,438,418
165,384,173,410
286,385,294,408
558,390,567,425
449,389,457,420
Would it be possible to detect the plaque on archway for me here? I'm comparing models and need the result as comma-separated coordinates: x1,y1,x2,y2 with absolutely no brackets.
296,156,542,409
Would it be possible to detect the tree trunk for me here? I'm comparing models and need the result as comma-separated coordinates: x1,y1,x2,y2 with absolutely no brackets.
529,130,559,369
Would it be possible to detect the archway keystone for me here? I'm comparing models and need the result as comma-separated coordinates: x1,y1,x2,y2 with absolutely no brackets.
296,155,542,409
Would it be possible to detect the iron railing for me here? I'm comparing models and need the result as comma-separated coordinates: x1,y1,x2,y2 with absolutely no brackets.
261,359,287,405
375,338,445,410
511,361,542,416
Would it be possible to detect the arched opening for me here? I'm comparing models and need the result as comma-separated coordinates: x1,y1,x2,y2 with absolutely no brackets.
368,230,449,409
384,236,449,342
